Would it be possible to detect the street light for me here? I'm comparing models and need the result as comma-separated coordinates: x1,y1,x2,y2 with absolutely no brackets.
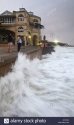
53,39,59,44
28,35,32,45
28,35,31,39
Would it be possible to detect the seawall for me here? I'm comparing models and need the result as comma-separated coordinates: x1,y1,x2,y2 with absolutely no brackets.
0,46,42,76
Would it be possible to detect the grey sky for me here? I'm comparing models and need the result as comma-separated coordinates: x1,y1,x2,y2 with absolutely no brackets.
0,0,74,44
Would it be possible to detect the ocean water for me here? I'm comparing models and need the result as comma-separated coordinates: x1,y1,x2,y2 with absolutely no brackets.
0,46,74,117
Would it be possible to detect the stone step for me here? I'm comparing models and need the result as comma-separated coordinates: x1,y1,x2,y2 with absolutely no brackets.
0,45,39,54
0,46,17,53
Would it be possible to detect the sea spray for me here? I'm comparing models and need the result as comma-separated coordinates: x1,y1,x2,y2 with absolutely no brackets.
0,53,51,117
0,47,74,117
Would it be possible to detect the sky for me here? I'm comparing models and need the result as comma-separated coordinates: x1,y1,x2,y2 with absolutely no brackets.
0,0,74,45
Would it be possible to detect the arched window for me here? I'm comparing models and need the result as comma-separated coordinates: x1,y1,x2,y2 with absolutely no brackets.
18,14,24,21
33,19,38,23
18,27,24,32
18,14,24,17
33,35,38,46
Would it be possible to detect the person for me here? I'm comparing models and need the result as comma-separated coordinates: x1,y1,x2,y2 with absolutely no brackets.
17,35,22,52
8,33,13,52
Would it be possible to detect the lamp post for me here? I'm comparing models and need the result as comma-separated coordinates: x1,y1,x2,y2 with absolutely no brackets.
28,35,31,39
28,35,32,45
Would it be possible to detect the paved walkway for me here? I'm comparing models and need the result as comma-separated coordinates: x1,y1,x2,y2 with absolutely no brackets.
0,45,42,76
0,45,41,64
0,45,38,55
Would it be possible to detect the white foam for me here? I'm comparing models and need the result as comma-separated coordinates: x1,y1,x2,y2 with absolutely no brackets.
0,47,74,117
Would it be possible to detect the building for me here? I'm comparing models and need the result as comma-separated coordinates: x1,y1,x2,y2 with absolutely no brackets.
0,8,44,45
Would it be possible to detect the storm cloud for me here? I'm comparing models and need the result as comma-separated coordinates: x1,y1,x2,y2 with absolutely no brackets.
0,0,74,44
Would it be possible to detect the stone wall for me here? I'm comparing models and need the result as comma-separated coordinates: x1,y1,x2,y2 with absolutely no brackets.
0,47,42,77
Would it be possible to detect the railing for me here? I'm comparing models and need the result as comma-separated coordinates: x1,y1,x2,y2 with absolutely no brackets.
29,22,44,29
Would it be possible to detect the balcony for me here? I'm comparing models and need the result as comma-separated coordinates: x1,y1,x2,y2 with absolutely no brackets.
0,16,16,26
29,22,44,29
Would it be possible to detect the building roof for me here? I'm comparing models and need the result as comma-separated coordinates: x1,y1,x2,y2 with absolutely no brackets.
1,10,13,15
0,10,16,17
13,8,29,15
0,9,41,20
29,12,41,20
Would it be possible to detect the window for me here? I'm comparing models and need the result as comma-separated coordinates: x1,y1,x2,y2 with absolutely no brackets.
18,14,24,21
18,27,24,32
33,19,38,23
0,17,15,24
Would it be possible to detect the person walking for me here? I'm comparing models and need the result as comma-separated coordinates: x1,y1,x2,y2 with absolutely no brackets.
8,33,13,52
17,35,22,52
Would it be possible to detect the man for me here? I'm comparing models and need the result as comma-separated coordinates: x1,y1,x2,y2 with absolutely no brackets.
17,35,22,52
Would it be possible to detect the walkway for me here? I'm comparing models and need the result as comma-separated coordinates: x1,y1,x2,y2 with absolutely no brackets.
0,45,41,65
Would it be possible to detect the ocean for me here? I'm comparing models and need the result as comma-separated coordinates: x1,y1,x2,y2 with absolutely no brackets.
0,46,74,117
